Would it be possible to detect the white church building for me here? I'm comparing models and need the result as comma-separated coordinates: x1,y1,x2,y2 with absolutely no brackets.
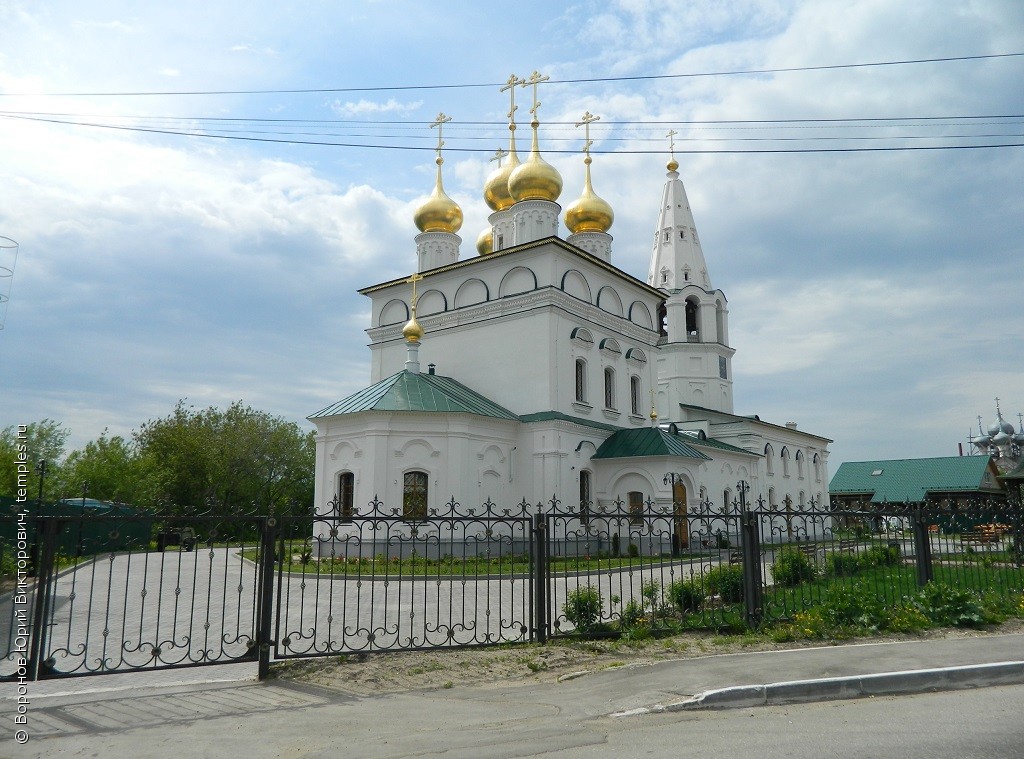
309,76,831,552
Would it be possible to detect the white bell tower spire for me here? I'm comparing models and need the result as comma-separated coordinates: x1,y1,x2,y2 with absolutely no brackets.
650,136,736,416
647,132,711,291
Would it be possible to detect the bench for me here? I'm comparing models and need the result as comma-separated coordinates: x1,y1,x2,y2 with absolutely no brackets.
834,539,859,552
960,530,999,550
794,543,819,561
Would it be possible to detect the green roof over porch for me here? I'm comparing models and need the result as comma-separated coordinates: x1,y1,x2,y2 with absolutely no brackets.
591,427,713,461
309,370,520,421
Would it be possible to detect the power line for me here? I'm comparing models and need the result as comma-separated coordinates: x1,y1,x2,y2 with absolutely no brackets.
3,112,1021,153
2,52,1021,98
2,109,1022,126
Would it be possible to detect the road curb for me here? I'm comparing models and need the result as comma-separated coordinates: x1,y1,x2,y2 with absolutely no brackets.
611,661,1024,716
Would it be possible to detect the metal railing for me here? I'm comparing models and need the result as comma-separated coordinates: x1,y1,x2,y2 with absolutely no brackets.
2,496,1021,682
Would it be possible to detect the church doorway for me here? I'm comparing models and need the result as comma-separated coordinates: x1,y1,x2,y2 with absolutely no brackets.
672,481,689,555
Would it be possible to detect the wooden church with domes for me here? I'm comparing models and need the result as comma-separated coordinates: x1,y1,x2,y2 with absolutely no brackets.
309,73,832,548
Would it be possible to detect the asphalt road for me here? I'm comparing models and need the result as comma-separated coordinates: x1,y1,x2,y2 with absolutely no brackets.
5,633,1024,758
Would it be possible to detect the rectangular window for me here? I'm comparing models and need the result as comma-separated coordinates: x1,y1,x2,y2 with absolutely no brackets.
628,491,643,525
719,356,727,379
630,376,641,415
604,368,615,409
337,472,354,523
403,471,428,520
575,359,586,403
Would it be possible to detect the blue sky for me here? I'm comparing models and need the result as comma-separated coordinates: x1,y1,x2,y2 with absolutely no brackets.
0,0,1022,471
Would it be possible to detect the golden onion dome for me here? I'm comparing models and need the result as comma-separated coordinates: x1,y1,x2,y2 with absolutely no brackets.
667,158,679,172
484,140,520,212
402,312,423,343
413,157,463,234
476,227,493,256
564,157,613,234
508,121,562,203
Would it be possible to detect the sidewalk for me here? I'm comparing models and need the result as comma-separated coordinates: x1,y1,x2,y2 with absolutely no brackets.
4,633,1024,758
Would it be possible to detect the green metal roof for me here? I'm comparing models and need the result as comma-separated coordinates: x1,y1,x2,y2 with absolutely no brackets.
310,371,519,421
592,427,713,461
518,410,621,433
829,456,1001,503
679,432,757,456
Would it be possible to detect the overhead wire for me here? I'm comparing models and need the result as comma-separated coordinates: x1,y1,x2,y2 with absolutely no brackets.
1,51,1021,97
2,111,1021,153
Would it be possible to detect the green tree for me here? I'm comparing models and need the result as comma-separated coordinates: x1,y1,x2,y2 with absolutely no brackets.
58,430,141,504
0,419,70,502
134,400,314,515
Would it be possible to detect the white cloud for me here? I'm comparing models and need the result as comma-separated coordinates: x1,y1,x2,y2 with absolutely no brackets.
329,98,424,118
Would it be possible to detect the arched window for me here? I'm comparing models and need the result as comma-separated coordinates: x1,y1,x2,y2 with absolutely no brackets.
336,472,354,523
768,487,776,508
630,375,641,415
781,447,791,477
604,368,615,409
685,298,699,340
723,489,732,516
579,471,592,526
655,301,671,333
575,359,587,403
628,491,644,525
796,450,804,479
764,444,775,475
813,453,821,482
403,471,428,520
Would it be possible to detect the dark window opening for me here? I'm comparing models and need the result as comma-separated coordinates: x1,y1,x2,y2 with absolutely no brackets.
337,472,354,522
628,491,644,525
403,471,428,519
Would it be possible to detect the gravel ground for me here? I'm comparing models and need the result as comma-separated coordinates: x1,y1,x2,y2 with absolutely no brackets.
268,619,1024,696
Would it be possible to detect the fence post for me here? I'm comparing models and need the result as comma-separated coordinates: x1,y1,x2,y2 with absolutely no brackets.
256,517,278,681
533,510,547,644
911,505,933,587
740,509,764,628
27,518,60,681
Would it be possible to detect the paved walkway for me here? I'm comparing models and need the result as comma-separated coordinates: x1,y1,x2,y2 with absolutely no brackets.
3,633,1023,757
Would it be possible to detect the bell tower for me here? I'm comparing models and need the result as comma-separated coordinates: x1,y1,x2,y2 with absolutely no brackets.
650,137,735,416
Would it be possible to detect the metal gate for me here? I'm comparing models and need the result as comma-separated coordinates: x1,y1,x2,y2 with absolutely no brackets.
2,512,272,682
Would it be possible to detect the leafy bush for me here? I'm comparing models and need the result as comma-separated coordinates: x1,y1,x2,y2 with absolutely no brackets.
563,585,604,631
825,552,861,578
818,583,886,630
885,604,931,633
860,545,900,568
913,583,987,628
627,543,640,558
705,564,744,603
668,579,705,613
771,549,817,587
619,599,646,629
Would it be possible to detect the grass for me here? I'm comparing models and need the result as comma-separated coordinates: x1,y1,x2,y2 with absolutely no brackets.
254,548,712,577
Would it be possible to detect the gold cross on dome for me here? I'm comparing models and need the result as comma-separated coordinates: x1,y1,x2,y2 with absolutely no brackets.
406,271,424,309
490,147,509,166
575,111,600,157
521,71,549,119
500,74,525,122
666,129,678,160
430,112,452,161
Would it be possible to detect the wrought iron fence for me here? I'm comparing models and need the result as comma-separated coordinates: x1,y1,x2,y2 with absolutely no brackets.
272,497,536,658
3,495,1022,683
1,508,272,682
